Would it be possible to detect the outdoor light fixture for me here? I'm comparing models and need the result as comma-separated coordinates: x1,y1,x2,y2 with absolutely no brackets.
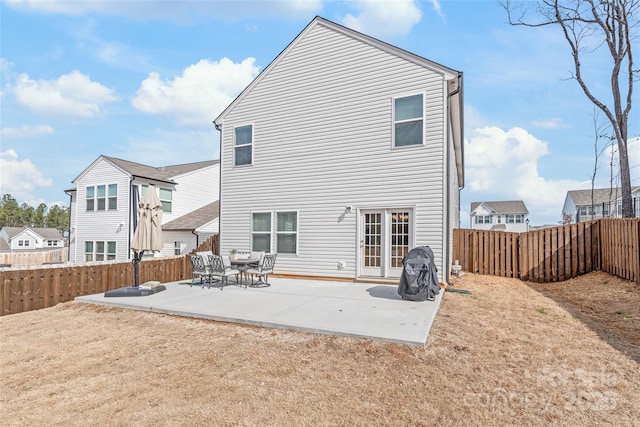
345,205,353,213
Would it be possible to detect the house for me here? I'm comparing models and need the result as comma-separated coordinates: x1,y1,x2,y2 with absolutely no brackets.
470,201,529,232
66,155,219,263
213,16,464,282
0,227,65,251
562,187,640,223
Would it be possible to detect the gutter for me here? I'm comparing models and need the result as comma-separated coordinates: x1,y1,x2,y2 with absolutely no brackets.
445,72,464,286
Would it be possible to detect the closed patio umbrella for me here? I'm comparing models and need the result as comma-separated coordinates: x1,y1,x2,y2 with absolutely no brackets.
130,185,164,287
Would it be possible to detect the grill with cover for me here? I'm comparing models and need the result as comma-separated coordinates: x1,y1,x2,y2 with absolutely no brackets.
397,246,440,301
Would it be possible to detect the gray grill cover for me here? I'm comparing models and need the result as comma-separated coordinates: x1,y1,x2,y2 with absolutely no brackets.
398,246,440,301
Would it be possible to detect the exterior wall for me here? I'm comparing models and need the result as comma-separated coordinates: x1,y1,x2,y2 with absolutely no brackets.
162,231,198,257
72,158,132,263
218,23,455,280
161,164,219,224
9,229,40,250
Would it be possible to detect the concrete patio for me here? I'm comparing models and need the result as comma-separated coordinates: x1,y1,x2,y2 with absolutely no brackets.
75,277,443,346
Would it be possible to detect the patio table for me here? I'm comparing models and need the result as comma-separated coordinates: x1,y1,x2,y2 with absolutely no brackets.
230,258,260,286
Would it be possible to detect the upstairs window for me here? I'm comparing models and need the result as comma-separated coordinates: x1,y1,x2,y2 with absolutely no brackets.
140,185,171,212
86,186,95,211
234,125,253,166
86,184,117,211
159,188,172,213
393,94,423,147
108,184,118,210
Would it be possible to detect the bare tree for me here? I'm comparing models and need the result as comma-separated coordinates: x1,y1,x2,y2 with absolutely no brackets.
502,0,638,217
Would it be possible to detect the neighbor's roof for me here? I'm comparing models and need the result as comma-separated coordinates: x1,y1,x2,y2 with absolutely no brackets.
104,156,219,182
162,201,219,231
567,187,640,206
73,155,219,185
470,200,529,215
1,227,64,240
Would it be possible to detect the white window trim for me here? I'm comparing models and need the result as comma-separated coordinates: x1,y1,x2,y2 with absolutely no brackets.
233,123,254,167
276,210,299,255
86,184,118,212
251,210,272,252
391,92,425,149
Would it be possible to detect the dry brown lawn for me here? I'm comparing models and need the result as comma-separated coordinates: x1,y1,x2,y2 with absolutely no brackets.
1,272,639,426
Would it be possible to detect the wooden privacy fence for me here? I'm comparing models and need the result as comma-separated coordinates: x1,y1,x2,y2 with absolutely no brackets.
0,256,193,316
0,235,221,316
0,248,68,267
453,218,639,284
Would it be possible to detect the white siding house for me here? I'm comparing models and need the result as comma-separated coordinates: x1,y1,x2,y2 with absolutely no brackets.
0,227,65,250
213,17,464,282
562,187,640,223
470,201,529,232
67,155,219,263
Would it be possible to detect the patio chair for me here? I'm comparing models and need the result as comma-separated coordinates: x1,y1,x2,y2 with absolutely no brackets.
207,254,240,289
246,253,277,287
189,254,210,287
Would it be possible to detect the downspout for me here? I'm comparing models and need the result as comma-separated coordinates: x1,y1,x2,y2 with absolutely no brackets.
66,191,72,263
192,229,199,249
129,178,136,260
445,72,464,286
215,122,223,255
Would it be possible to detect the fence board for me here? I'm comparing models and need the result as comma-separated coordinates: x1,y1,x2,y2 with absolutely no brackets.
452,219,639,286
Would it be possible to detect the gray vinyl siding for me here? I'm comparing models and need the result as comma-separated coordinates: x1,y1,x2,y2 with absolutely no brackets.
219,22,454,280
74,159,132,263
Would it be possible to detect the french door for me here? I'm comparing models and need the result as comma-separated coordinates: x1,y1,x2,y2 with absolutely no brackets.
359,209,413,278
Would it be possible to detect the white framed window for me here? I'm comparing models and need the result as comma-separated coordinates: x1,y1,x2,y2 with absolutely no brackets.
276,211,297,254
234,124,253,166
393,93,424,147
108,184,118,210
86,184,117,211
252,212,271,252
475,215,490,224
86,186,95,211
140,184,172,212
85,241,116,262
18,240,30,247
159,188,172,213
85,241,93,262
174,241,181,256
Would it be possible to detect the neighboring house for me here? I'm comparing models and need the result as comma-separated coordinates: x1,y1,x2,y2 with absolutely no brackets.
0,227,65,251
562,187,640,223
213,16,464,282
162,201,220,255
470,201,530,232
66,155,219,263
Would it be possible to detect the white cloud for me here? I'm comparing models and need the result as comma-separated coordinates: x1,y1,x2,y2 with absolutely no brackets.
131,58,259,126
13,70,119,118
465,127,590,223
530,117,570,129
341,0,422,39
0,124,54,138
0,149,53,203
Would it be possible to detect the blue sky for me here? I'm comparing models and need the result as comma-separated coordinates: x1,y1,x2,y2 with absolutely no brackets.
1,0,638,227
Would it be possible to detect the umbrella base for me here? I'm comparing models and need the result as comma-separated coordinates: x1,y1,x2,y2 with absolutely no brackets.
104,285,166,297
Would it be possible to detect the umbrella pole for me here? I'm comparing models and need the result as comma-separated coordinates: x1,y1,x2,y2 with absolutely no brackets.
133,251,144,287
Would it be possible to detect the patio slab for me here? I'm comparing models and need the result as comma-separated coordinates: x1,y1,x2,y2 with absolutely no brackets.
75,277,443,347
